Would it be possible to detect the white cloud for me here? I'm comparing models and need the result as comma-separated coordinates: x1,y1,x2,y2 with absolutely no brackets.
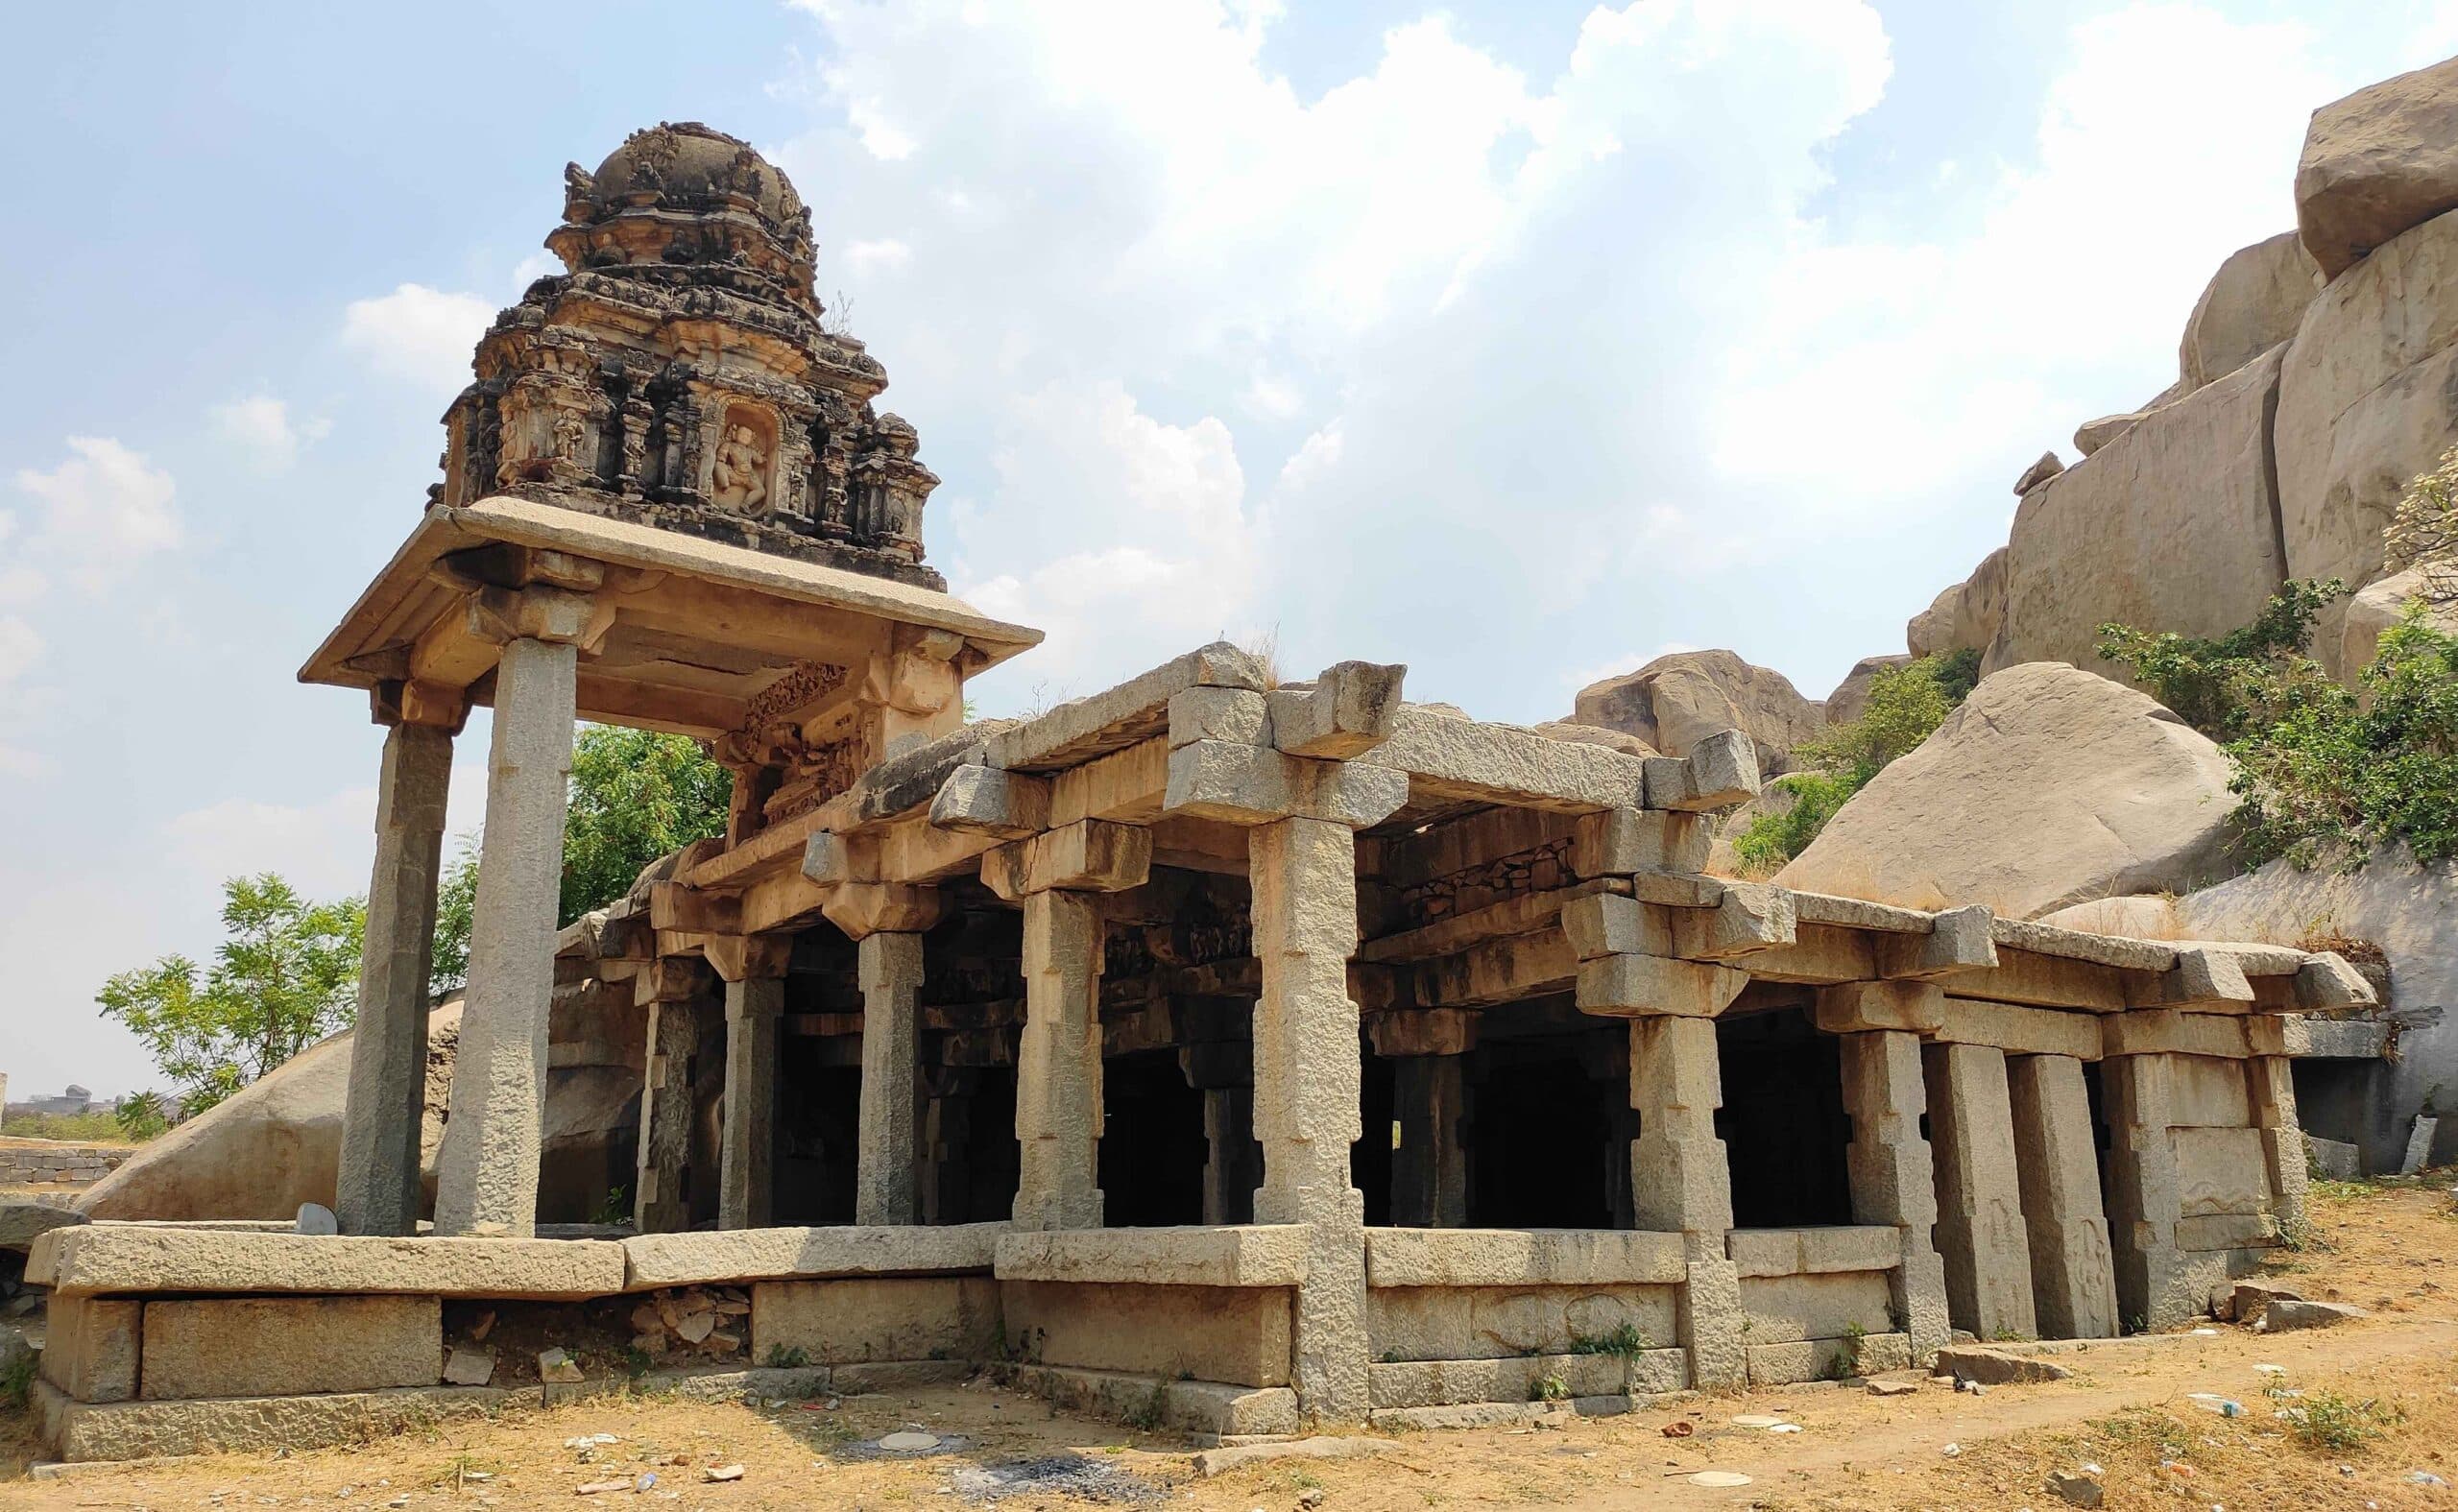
340,282,494,395
210,394,330,473
842,237,912,276
1560,641,1704,693
12,436,181,590
0,615,44,684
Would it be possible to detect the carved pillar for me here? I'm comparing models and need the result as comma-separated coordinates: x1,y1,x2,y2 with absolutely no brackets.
434,631,581,1236
715,940,790,1231
2007,1053,2119,1338
855,931,928,1225
1838,1031,1952,1364
336,704,457,1236
2103,1049,2187,1330
1922,1043,2039,1340
1013,889,1108,1230
1628,1015,1746,1390
1249,816,1370,1421
634,958,712,1235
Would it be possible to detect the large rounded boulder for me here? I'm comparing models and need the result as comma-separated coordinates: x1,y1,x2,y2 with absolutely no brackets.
1773,662,2237,918
1570,649,1822,772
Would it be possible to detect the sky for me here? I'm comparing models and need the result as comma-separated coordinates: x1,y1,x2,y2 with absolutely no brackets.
4,0,2455,1099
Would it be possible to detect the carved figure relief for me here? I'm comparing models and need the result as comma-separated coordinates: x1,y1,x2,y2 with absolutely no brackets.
711,421,771,515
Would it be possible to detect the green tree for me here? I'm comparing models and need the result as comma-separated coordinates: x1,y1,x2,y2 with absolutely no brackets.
430,726,731,993
96,874,366,1116
2094,578,2345,739
112,1091,171,1140
1731,653,1979,872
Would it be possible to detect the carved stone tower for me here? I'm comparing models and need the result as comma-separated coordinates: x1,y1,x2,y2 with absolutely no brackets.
435,122,943,589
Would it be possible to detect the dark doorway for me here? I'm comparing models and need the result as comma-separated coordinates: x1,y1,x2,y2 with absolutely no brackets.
1717,1008,1853,1228
1098,1048,1208,1226
1358,1044,1395,1227
1465,1035,1617,1229
773,1047,859,1225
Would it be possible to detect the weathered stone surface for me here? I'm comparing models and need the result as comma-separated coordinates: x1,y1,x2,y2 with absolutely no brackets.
1362,1228,1685,1288
40,1298,140,1404
1994,349,2287,678
2006,1054,2119,1339
2013,451,2064,494
2276,207,2458,672
996,1225,1308,1287
1359,708,1650,812
141,1295,440,1401
1569,649,1823,773
1737,1270,1894,1344
31,1226,624,1299
1001,1363,1299,1437
1823,655,1912,727
751,1276,1000,1364
1164,740,1410,828
1576,952,1747,1018
2266,1298,2368,1332
2338,564,2458,676
0,1202,84,1250
1529,720,1654,757
2297,56,2458,279
622,1220,1005,1288
2173,1126,2269,1216
1366,1349,1684,1408
2181,231,2319,391
1725,1225,1902,1279
1933,1345,2073,1384
1362,1284,1679,1361
1776,664,2237,919
986,642,1267,773
1745,1332,1911,1385
2073,409,2147,458
1571,808,1709,878
1003,1281,1292,1387
36,1379,518,1463
1268,661,1406,757
1922,1044,2037,1342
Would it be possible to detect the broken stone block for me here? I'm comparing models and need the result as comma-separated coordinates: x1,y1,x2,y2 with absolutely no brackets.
1267,661,1405,758
2046,1467,2106,1507
1931,1345,2073,1385
539,1347,585,1382
443,1347,495,1386
2263,1299,2366,1332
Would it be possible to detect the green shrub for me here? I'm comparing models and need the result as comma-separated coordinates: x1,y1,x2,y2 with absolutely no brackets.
2099,588,2458,870
1729,652,1980,869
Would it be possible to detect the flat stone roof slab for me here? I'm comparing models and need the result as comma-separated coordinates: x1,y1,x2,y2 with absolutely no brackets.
29,1227,623,1299
995,1225,1309,1287
621,1220,1007,1289
1363,1228,1686,1288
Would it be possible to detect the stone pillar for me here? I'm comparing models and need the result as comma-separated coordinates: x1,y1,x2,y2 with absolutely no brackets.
434,636,578,1236
1389,1055,1467,1229
2248,1054,2310,1234
2102,1050,2185,1331
1922,1043,2039,1340
2005,1053,2119,1339
336,717,455,1236
1013,889,1107,1230
634,979,707,1235
718,969,785,1231
1627,1015,1746,1390
1838,1031,1952,1363
855,931,926,1225
920,1068,976,1225
1180,1042,1259,1226
1249,816,1370,1422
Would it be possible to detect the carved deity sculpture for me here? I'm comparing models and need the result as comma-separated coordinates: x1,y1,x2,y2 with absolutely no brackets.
711,423,770,514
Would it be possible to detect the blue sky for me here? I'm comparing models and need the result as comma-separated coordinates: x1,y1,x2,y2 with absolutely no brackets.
6,0,2455,1098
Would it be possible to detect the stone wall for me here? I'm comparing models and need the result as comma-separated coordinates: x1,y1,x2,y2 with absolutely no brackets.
0,1140,131,1190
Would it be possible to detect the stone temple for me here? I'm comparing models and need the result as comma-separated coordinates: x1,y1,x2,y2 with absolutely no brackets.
16,127,2377,1458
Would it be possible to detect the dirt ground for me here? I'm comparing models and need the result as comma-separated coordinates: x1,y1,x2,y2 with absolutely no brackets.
3,1176,2451,1511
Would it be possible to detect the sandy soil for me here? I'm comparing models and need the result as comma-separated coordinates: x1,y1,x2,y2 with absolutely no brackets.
2,1177,2450,1511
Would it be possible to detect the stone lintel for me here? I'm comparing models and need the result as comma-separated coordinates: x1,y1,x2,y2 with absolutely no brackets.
2293,952,2376,1010
647,880,741,935
1575,952,1747,1018
1669,882,1796,961
1163,739,1410,828
1940,948,2131,1012
1875,904,1997,978
929,763,1051,838
1814,980,1947,1037
1355,708,1650,813
1787,891,1937,933
1725,1225,1903,1279
1569,807,1711,877
1560,892,1670,960
1990,916,2177,972
29,1228,625,1300
370,677,471,732
1266,660,1407,758
981,819,1153,899
1362,1227,1687,1288
633,954,713,1006
985,641,1268,774
994,1225,1311,1287
1728,924,1878,986
1409,932,1577,1009
435,540,610,594
2102,1009,2262,1060
821,881,943,940
1364,1007,1479,1057
1932,999,2103,1060
2128,947,2257,1013
705,932,793,983
1358,884,1608,966
620,1221,1008,1289
1166,684,1271,748
1049,738,1172,826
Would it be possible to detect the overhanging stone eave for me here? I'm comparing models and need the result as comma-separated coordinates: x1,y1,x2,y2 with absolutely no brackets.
298,494,1045,692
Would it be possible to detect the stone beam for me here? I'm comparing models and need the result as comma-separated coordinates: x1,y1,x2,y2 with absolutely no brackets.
1874,905,1998,980
1568,808,1710,878
1354,708,1650,813
647,882,742,935
929,764,1052,838
981,821,1153,900
1668,882,1796,961
1266,660,1407,758
820,882,944,940
1933,999,2102,1060
986,641,1268,774
2293,952,2374,1010
1163,740,1410,828
1640,729,1761,811
1814,980,1947,1037
1576,953,1747,1019
2127,948,2257,1013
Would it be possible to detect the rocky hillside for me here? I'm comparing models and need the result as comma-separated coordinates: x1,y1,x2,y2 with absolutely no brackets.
1910,55,2458,684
